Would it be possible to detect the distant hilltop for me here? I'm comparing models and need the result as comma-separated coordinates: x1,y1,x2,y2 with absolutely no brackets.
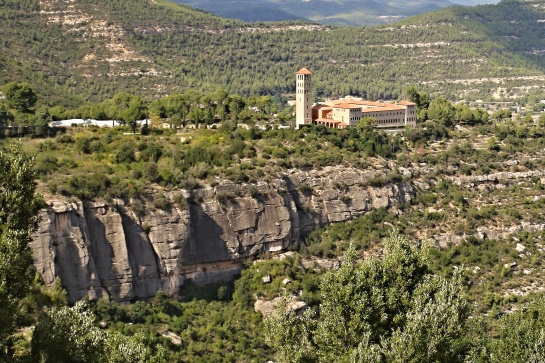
1,0,543,106
172,0,501,26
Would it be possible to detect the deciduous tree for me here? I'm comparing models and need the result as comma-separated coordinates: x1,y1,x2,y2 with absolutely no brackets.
265,231,468,363
32,301,167,363
0,144,43,352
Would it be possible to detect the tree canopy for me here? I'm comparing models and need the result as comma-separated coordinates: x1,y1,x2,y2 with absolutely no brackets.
2,82,37,113
265,231,468,363
0,144,43,352
31,301,168,363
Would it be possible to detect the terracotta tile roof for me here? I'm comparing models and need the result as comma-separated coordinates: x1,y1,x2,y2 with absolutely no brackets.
331,99,411,110
339,122,349,126
346,100,384,106
296,67,312,75
332,100,385,107
334,103,362,109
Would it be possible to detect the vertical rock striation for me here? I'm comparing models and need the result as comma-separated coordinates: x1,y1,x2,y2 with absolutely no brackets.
31,166,414,302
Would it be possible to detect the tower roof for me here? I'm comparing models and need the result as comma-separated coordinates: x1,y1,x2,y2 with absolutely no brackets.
296,67,312,75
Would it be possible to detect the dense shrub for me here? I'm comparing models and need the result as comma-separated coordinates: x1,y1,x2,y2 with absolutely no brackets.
66,173,111,200
114,144,135,163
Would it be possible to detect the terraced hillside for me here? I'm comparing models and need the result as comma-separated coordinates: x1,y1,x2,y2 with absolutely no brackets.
2,0,545,106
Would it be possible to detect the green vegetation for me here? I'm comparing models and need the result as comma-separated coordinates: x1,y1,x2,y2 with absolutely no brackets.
3,138,545,362
2,0,545,107
32,302,167,362
6,81,545,328
24,122,402,200
173,0,461,26
266,232,468,363
0,144,43,353
267,232,545,363
3,0,545,356
0,85,416,201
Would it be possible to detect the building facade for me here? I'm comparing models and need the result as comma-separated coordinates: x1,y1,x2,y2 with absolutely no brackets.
295,68,313,128
295,68,417,130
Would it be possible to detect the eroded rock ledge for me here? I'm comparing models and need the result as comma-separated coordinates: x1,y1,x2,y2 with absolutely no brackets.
31,166,413,303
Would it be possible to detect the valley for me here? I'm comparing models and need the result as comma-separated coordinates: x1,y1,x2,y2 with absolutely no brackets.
171,0,501,26
2,0,545,361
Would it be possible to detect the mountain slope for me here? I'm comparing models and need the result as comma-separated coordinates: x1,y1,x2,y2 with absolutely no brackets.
1,0,545,106
172,0,501,25
0,0,239,106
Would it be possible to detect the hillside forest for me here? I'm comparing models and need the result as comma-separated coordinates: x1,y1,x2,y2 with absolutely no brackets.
2,76,545,361
3,0,545,108
3,0,545,362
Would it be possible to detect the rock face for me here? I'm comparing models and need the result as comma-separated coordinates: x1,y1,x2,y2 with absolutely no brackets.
432,222,545,248
31,166,414,302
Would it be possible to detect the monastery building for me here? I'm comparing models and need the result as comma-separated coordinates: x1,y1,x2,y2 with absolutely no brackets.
295,68,417,130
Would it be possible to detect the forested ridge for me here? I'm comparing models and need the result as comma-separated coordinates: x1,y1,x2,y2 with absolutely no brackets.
4,0,545,361
2,0,545,108
171,0,455,26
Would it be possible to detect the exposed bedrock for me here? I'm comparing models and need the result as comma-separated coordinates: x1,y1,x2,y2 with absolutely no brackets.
31,166,414,302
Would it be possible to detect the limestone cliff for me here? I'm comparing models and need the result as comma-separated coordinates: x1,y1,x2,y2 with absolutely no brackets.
31,166,414,302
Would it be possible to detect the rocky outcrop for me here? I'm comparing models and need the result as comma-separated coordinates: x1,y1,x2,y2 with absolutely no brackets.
31,166,414,303
432,222,545,247
449,170,545,186
254,295,307,316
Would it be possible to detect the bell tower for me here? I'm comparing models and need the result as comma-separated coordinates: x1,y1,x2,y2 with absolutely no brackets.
296,68,312,128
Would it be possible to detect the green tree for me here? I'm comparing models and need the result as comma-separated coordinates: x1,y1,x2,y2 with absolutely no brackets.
428,97,455,127
189,103,203,128
0,104,11,130
487,136,500,151
418,92,430,109
491,109,512,121
486,298,545,363
403,86,421,105
2,82,37,113
203,105,215,127
165,93,187,118
538,113,545,127
265,231,468,363
169,114,183,128
229,94,244,124
32,301,168,363
264,296,317,363
0,144,43,353
121,96,147,134
31,302,105,362
357,116,377,132
455,104,475,125
32,106,51,136
404,86,429,112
